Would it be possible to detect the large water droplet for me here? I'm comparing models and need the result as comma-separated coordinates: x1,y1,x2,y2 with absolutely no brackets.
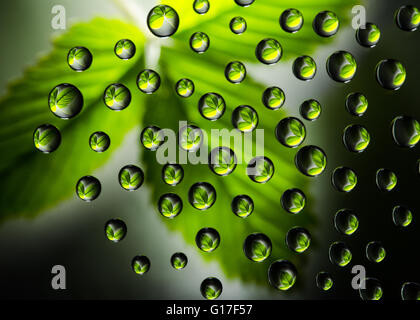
366,241,386,263
316,272,333,291
209,147,237,176
230,16,247,34
326,51,357,83
343,124,370,153
281,188,306,214
132,255,150,275
275,117,306,148
280,8,304,33
392,205,412,228
334,209,359,235
262,86,285,110
286,227,311,253
356,23,381,48
329,242,352,267
391,116,420,148
158,193,183,218
118,165,144,191
313,11,339,37
200,277,222,300
175,78,195,98
293,55,317,81
300,99,321,121
193,0,210,14
376,168,397,191
232,105,258,132
67,47,92,71
395,5,420,31
401,282,420,300
114,39,136,60
196,228,220,252
247,156,274,183
76,176,101,201
147,5,179,37
190,32,210,53
359,278,383,300
89,131,110,152
198,92,226,120
331,166,358,192
171,252,188,270
295,145,327,177
231,195,254,218
225,61,246,83
268,260,297,291
105,218,127,242
140,125,165,151
345,92,368,117
255,39,282,65
189,182,216,210
375,59,406,90
103,83,131,111
33,124,61,153
243,233,272,262
162,163,184,186
49,84,83,119
137,69,161,94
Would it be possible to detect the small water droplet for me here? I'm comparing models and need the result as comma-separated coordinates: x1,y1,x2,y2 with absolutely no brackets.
300,99,321,121
268,260,297,291
391,116,420,148
137,69,161,94
275,117,306,148
255,38,282,65
316,272,333,291
103,83,131,111
231,195,254,218
140,125,165,151
375,59,406,90
171,252,188,270
295,145,327,177
366,241,386,263
334,209,359,235
225,61,246,83
162,164,184,186
189,182,216,210
179,124,203,152
232,105,258,132
200,277,222,300
293,55,317,81
209,147,237,176
193,0,210,14
175,78,195,98
190,32,210,53
243,233,272,262
247,156,274,183
105,218,127,242
313,11,339,37
118,165,144,191
158,193,183,218
281,188,306,214
356,23,381,48
132,255,150,275
359,278,383,300
89,131,110,152
345,92,368,117
33,124,61,153
49,84,83,119
331,166,358,192
67,47,92,71
198,92,226,120
230,16,247,34
280,8,304,33
262,86,285,110
401,282,420,300
286,227,311,253
343,124,370,153
147,5,179,37
392,205,412,228
395,5,420,31
114,39,136,60
327,51,357,83
329,241,352,267
196,227,220,252
376,168,397,191
76,176,101,201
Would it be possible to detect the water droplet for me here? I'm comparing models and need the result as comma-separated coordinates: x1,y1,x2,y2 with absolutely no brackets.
376,168,397,191
225,61,246,83
326,51,357,83
316,272,333,291
114,39,136,60
190,32,210,53
132,255,150,275
293,55,317,81
189,182,216,210
391,116,420,148
295,145,327,177
280,8,304,33
366,241,386,263
76,176,101,201
334,209,359,235
231,195,254,218
375,59,406,90
255,38,282,65
313,11,339,37
89,131,110,152
105,218,127,242
331,167,358,192
49,84,83,119
281,188,306,214
401,282,420,300
196,227,220,252
329,242,352,267
345,92,368,117
103,83,131,111
209,147,237,176
356,23,381,48
243,233,272,262
232,105,259,132
230,16,247,34
193,0,210,14
395,5,420,31
286,227,311,253
262,86,285,110
300,99,321,121
247,156,274,183
67,47,92,71
137,69,161,94
343,124,370,153
33,124,61,153
234,0,254,7
198,92,226,120
179,124,203,152
171,252,188,270
162,164,184,186
118,165,144,191
158,193,183,218
359,278,383,300
392,205,412,228
175,78,195,98
200,277,222,300
275,117,306,148
140,125,165,151
268,260,297,291
147,5,179,37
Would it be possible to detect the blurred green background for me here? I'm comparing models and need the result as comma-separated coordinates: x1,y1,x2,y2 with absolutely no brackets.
0,0,418,300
